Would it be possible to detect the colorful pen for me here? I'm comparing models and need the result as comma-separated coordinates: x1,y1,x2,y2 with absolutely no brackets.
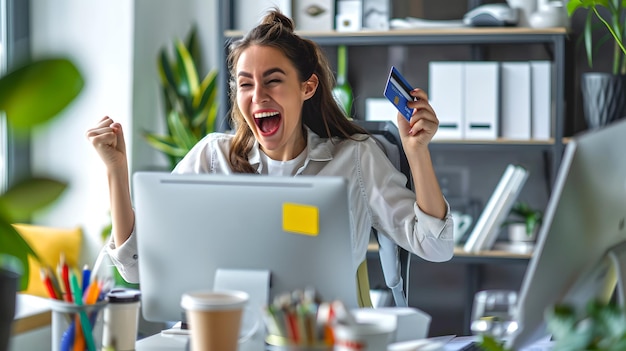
69,270,96,351
81,264,91,294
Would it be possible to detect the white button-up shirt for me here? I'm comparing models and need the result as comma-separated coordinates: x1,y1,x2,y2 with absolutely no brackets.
107,129,454,283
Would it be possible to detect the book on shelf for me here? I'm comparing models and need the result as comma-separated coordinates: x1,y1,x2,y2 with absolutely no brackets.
463,164,529,253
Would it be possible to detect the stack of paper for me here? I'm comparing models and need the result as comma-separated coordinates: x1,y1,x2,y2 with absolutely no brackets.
463,164,529,253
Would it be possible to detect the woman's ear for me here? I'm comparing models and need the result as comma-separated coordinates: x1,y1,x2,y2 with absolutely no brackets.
302,74,319,100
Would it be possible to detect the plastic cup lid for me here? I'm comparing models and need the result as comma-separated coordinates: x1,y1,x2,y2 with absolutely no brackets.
106,288,141,303
180,290,248,311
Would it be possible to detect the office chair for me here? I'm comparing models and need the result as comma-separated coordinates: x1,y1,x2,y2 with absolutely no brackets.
354,120,412,308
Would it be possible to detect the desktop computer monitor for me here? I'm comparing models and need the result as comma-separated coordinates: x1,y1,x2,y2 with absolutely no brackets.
132,172,359,322
509,119,626,349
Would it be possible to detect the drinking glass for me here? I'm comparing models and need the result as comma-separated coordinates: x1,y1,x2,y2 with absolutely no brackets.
470,290,520,341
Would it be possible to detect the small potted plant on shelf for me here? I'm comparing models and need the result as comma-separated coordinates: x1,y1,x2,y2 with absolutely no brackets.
567,0,626,129
504,202,543,243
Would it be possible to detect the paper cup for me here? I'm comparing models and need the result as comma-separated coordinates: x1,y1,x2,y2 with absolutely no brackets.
102,288,141,351
181,290,249,351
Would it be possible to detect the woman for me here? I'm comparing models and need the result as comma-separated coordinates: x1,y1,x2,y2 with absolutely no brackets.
86,10,454,303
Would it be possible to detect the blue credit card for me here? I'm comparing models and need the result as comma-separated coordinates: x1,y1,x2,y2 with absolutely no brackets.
383,66,415,121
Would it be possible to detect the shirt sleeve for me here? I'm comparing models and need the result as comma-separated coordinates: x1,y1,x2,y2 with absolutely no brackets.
105,228,140,284
413,201,455,262
358,138,454,262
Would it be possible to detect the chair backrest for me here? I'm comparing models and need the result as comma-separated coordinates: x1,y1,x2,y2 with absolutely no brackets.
354,120,412,307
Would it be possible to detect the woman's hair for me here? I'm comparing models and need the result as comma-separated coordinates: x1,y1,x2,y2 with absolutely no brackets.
226,9,368,173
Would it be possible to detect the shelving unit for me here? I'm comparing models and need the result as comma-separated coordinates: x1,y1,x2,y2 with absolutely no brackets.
215,9,569,183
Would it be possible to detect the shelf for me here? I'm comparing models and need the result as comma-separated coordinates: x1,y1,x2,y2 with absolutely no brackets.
367,243,532,261
429,138,556,152
224,27,568,46
433,138,554,144
453,246,532,259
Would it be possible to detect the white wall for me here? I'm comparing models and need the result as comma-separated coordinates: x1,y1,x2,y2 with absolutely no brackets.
29,0,218,265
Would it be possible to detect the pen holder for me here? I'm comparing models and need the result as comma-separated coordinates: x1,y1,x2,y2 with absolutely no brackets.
49,299,108,351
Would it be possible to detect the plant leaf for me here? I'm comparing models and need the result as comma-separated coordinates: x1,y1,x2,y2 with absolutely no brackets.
0,58,83,129
158,49,178,94
0,177,67,222
174,39,199,99
478,335,510,351
143,133,188,157
567,0,585,16
168,111,197,151
0,217,37,290
192,70,218,133
185,25,202,69
193,69,217,111
585,9,595,68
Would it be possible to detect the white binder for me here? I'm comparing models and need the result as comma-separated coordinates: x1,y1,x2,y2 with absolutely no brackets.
464,62,499,140
429,61,464,140
463,164,529,253
501,62,531,140
531,61,552,140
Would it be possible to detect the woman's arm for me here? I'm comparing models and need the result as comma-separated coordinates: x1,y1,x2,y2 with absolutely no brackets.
85,116,135,247
397,88,447,220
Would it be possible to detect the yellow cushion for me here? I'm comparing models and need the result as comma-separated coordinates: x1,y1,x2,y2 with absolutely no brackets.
13,224,82,298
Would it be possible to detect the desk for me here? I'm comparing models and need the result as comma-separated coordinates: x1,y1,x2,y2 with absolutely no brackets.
137,332,554,351
136,330,264,351
10,294,52,351
12,294,51,335
137,331,458,351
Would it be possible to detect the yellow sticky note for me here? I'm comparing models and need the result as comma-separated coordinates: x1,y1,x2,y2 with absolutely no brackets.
282,203,319,236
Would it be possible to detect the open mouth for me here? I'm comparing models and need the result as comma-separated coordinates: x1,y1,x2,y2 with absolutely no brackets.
254,111,282,135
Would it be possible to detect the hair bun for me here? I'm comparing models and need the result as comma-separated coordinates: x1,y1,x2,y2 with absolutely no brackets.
260,9,295,33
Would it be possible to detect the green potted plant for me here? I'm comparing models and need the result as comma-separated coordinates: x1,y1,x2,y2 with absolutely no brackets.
545,300,626,350
0,58,83,351
567,0,626,129
504,202,543,242
144,26,218,169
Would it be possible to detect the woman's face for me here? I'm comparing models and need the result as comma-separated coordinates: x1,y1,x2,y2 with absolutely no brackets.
235,45,318,161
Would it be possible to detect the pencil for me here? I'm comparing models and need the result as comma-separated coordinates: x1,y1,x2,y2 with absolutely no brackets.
45,266,63,301
40,268,59,300
60,253,73,303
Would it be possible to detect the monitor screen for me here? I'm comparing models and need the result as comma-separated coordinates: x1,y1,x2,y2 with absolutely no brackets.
132,172,359,322
509,119,626,349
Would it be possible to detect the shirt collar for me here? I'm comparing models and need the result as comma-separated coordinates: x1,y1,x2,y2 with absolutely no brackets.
247,127,335,173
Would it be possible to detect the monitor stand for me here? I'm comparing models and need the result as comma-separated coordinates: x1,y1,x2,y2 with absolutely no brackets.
213,268,271,351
